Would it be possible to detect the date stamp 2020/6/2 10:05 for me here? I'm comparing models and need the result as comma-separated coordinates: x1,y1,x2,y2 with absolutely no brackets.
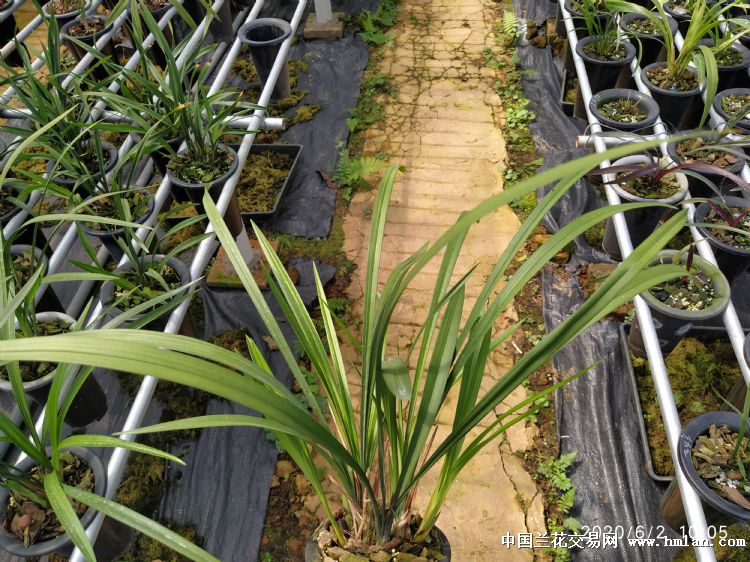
499,525,748,551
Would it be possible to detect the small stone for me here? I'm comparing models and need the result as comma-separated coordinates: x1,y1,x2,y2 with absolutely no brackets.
340,554,370,562
275,459,294,478
369,551,391,562
327,546,351,559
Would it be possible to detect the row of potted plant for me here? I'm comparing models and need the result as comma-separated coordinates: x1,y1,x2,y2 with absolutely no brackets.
561,0,750,536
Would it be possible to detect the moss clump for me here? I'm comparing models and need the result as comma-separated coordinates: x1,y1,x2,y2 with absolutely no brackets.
237,149,295,214
633,337,740,476
120,524,200,562
289,104,322,126
674,523,750,561
584,222,605,249
211,328,252,359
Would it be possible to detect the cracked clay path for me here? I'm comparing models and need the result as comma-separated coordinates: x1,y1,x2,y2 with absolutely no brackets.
342,0,546,560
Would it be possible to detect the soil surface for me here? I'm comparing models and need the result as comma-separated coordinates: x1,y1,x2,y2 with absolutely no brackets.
625,17,658,35
633,337,740,476
113,262,181,310
649,273,716,311
721,93,750,122
619,172,681,199
676,137,739,169
168,148,233,185
2,452,94,546
646,66,698,91
69,18,105,37
0,318,71,382
597,98,648,123
47,0,80,15
582,41,626,61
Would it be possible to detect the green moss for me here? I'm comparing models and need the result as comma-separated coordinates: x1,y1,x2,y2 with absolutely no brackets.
289,104,322,126
584,222,605,249
121,524,200,562
236,149,295,214
674,524,750,561
633,337,741,476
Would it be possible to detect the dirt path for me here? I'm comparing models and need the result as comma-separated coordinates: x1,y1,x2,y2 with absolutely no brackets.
342,0,546,560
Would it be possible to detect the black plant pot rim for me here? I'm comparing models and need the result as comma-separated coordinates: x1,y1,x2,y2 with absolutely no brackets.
663,0,714,19
696,39,750,71
619,11,678,37
60,15,113,41
694,196,750,256
237,17,292,47
607,154,689,203
677,411,750,523
666,130,745,175
98,254,190,321
713,88,750,131
640,250,731,320
589,88,661,130
305,520,452,562
575,36,636,67
562,0,612,18
0,312,75,394
641,62,701,96
0,447,106,557
166,144,239,192
42,0,92,19
79,190,156,238
46,141,119,189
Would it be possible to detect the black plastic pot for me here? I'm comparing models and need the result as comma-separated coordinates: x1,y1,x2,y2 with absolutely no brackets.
10,244,63,313
697,39,750,90
663,1,697,36
713,88,750,133
141,0,175,68
0,312,107,427
0,447,106,558
0,7,23,66
676,412,750,524
99,254,190,331
601,155,689,260
736,15,750,50
42,0,92,28
563,0,613,38
152,136,182,177
641,62,703,131
619,12,678,67
589,88,660,132
237,18,292,100
60,16,115,81
573,37,635,119
628,250,731,358
46,141,119,193
80,191,156,261
240,144,302,219
694,197,750,284
0,184,31,229
167,144,239,205
666,131,745,198
305,522,451,562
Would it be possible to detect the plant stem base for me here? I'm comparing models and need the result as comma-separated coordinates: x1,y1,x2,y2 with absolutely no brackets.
206,240,280,289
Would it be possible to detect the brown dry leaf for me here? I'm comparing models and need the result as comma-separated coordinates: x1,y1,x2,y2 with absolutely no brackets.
723,485,750,509
261,335,279,351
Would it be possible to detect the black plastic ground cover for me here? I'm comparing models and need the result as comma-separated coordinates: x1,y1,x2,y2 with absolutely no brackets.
511,0,682,560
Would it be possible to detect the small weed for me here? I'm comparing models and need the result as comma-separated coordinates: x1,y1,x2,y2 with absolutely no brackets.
335,148,388,200
538,452,580,561
358,0,398,47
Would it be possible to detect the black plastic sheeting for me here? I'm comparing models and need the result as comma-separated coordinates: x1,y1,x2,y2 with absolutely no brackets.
511,0,688,560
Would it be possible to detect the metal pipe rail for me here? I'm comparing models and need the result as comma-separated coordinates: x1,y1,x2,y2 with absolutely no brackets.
559,2,720,560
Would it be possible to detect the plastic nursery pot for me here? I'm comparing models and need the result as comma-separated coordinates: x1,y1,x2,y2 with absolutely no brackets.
238,144,303,219
663,1,708,37
713,88,750,134
666,132,745,198
80,191,156,261
661,412,750,531
736,15,750,50
696,39,750,90
42,0,93,28
627,250,731,358
573,37,636,119
141,0,175,68
60,16,115,81
589,88,660,133
562,0,613,38
0,312,108,427
560,69,577,116
601,155,689,261
304,521,452,562
166,144,244,236
151,137,183,178
10,244,63,313
0,6,24,67
619,12,678,67
0,447,106,558
694,197,750,285
641,62,703,131
237,18,293,101
98,254,191,331
45,141,119,192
